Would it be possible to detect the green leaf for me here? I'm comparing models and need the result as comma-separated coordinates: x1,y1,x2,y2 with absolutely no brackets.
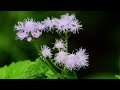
21,58,58,79
60,70,78,79
0,65,8,78
0,60,33,79
115,75,120,79
83,73,115,79
45,70,58,79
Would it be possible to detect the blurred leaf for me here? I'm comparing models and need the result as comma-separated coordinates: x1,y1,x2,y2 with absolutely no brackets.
83,73,115,79
115,75,120,79
0,65,8,78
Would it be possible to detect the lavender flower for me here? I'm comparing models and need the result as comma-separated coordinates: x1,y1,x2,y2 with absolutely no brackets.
60,13,76,21
35,21,46,31
69,20,82,34
16,31,28,40
53,39,66,50
55,18,70,33
14,22,24,31
31,30,42,38
54,51,67,65
65,53,77,70
43,17,55,31
75,48,89,68
41,45,52,58
56,13,82,34
14,18,45,41
24,18,36,33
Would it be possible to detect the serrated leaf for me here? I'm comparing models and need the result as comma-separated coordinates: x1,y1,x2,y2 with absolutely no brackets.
21,58,59,79
0,60,33,79
45,70,58,79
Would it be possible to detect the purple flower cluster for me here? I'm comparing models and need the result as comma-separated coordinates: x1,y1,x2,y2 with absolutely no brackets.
14,13,82,41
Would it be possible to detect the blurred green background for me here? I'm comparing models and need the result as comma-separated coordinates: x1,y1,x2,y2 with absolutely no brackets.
0,11,120,79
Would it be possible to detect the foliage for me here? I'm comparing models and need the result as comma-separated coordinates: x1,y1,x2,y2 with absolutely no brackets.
0,60,32,79
0,58,78,79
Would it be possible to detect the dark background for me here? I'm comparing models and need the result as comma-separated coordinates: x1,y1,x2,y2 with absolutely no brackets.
0,11,120,79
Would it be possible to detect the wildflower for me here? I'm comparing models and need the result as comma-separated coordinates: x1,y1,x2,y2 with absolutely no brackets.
54,51,67,65
69,20,82,34
14,18,44,41
14,22,24,31
51,17,59,26
65,53,77,70
43,17,54,31
60,13,76,22
56,13,82,34
24,18,36,33
35,21,46,31
31,30,42,38
41,45,52,58
53,39,66,50
16,31,28,40
75,48,89,68
55,18,70,33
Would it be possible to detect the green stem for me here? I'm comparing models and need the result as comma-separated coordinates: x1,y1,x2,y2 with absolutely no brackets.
68,33,71,38
57,32,65,40
33,40,61,78
65,32,68,53
50,59,62,71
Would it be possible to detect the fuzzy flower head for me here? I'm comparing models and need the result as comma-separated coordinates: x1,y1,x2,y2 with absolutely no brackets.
24,18,36,33
16,31,28,40
14,18,44,41
56,13,82,34
35,21,46,31
31,30,42,38
65,53,77,70
75,48,89,68
55,18,70,33
43,17,55,31
54,51,67,66
69,20,82,34
41,45,52,58
53,39,66,50
64,48,89,71
60,13,76,21
14,22,25,31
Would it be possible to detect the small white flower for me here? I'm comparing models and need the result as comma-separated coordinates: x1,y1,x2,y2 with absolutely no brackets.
16,31,28,40
65,53,77,70
31,30,42,38
53,39,66,50
14,22,24,31
27,37,32,42
43,17,54,31
41,45,52,58
60,13,76,21
24,18,36,33
35,21,46,31
55,13,82,34
51,18,59,26
75,48,89,68
55,18,69,33
54,51,67,65
69,20,82,34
